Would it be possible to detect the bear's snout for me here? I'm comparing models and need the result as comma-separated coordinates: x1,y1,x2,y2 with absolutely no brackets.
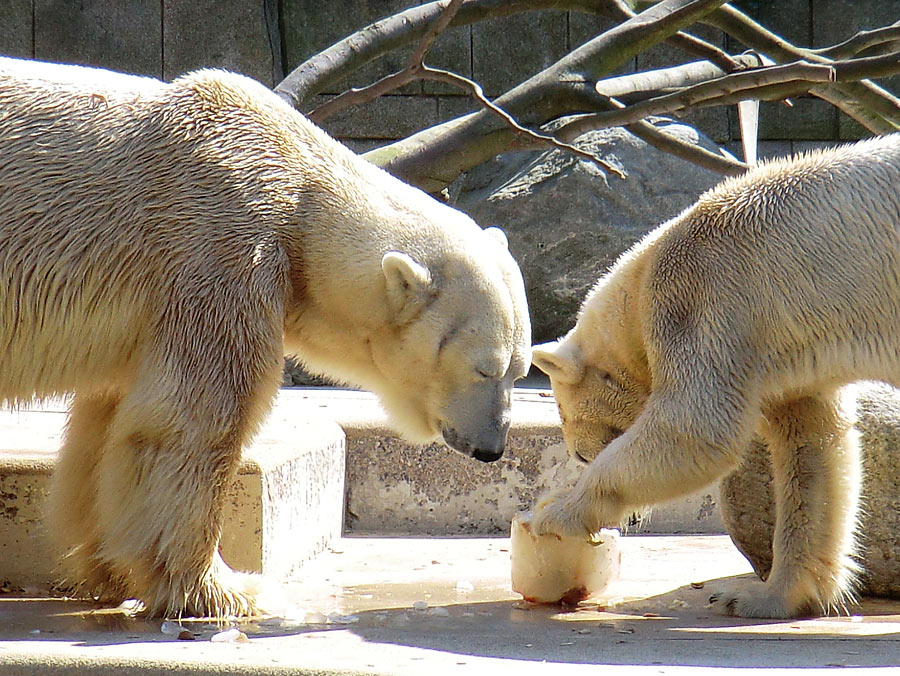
441,421,509,463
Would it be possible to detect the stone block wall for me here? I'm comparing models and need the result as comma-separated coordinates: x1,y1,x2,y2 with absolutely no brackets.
1,1,897,149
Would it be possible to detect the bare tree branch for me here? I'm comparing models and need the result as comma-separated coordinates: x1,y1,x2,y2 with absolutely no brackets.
419,65,627,178
306,0,626,178
365,0,730,192
308,0,466,122
595,52,759,101
275,0,625,111
603,0,743,72
623,118,748,175
556,60,835,137
832,52,900,83
812,21,900,60
704,5,900,133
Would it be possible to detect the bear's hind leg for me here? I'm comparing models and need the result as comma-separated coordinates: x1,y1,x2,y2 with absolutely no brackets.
47,393,129,602
711,388,861,618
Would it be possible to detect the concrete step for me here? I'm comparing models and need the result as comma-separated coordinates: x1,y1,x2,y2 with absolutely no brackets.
0,399,346,589
0,388,725,590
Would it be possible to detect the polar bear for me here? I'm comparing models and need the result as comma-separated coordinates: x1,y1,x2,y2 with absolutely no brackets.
0,57,530,618
530,134,900,619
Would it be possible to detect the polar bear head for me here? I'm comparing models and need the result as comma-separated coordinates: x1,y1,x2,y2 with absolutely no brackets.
531,331,649,464
368,226,531,462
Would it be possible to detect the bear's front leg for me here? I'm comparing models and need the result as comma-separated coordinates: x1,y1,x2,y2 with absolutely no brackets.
709,389,861,618
532,392,751,538
87,324,284,618
93,405,262,618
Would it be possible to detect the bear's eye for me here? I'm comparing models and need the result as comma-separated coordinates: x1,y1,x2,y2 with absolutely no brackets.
597,370,621,390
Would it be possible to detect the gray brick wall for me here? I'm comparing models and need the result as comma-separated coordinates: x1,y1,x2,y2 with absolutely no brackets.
0,1,895,147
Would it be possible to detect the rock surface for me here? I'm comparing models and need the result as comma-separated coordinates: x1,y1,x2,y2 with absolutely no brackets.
720,382,900,598
455,121,726,343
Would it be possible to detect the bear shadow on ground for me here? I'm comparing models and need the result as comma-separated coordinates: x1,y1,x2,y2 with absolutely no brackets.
330,577,900,670
5,576,900,668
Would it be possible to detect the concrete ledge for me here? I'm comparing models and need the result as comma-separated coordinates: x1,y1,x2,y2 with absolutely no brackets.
0,388,724,588
280,388,725,536
0,400,345,588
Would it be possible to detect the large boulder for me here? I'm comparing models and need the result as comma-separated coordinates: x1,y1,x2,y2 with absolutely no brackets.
720,382,900,598
455,121,726,343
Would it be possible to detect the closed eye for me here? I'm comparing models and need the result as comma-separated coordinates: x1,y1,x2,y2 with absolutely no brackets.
438,324,462,353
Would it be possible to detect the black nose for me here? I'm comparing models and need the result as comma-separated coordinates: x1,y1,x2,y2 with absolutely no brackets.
472,448,503,463
441,424,507,462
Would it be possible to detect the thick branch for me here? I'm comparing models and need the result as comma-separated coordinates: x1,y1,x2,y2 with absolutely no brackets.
595,52,761,102
832,52,900,83
557,60,835,136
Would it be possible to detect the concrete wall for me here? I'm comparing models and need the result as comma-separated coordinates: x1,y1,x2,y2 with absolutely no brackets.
1,1,897,147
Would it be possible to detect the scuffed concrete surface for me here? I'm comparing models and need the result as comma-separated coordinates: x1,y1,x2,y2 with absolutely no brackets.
4,535,900,675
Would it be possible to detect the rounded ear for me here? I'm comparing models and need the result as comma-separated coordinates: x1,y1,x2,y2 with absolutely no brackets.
532,340,584,384
484,226,509,249
382,251,434,325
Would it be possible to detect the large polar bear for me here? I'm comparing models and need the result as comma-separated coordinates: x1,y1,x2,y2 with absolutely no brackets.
531,134,900,619
0,57,530,618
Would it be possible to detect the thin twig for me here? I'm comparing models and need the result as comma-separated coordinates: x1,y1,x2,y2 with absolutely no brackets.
309,0,465,123
308,70,413,123
409,0,465,65
419,65,627,178
812,21,900,60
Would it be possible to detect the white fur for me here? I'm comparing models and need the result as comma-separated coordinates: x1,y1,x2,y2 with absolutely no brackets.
0,57,530,617
531,135,900,618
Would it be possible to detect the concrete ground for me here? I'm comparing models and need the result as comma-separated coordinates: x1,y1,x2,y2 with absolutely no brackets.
3,534,900,675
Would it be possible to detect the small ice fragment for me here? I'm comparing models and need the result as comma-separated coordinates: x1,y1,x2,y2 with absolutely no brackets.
667,599,689,609
851,615,864,623
118,599,143,614
304,612,328,624
210,627,248,643
427,607,450,617
412,600,428,611
29,629,40,635
160,621,182,635
455,580,475,592
328,613,360,624
576,628,591,635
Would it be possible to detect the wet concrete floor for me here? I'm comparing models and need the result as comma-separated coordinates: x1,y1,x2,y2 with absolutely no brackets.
2,534,900,675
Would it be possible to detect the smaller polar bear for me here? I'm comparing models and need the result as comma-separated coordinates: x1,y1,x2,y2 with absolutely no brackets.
0,57,530,618
531,134,900,619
